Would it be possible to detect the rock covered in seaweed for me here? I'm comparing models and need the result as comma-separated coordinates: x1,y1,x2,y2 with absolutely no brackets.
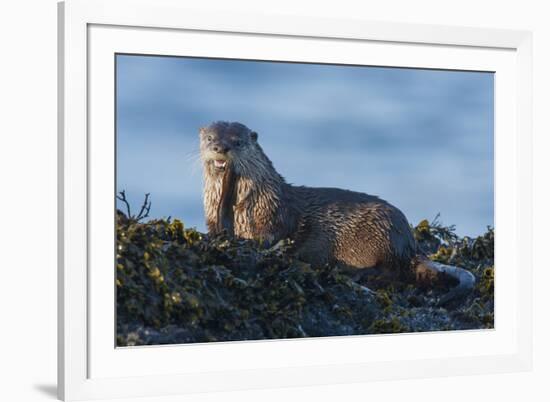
116,211,494,346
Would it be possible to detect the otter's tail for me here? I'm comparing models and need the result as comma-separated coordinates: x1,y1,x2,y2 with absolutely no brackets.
414,256,476,305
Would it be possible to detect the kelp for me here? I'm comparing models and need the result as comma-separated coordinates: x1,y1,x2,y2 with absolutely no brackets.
116,210,494,346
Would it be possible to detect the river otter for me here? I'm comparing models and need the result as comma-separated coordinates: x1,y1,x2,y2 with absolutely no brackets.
199,121,475,303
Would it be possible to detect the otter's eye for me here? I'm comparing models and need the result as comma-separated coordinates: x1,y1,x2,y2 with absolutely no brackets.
207,135,213,141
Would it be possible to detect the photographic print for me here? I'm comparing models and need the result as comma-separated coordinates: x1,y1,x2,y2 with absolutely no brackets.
115,54,494,346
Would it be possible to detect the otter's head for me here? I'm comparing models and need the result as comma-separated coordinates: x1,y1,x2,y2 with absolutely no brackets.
199,121,259,177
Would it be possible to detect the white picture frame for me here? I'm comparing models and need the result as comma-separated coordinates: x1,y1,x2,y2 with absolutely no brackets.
58,0,533,400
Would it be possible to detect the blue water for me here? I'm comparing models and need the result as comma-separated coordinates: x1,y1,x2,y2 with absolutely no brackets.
116,55,494,237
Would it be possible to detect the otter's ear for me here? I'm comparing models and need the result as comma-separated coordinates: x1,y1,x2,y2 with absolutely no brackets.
199,127,206,135
250,131,258,142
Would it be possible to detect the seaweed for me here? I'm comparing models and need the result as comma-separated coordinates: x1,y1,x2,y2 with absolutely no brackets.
116,205,494,346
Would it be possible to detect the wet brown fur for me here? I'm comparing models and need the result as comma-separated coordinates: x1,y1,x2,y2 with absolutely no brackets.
199,121,420,277
199,122,476,301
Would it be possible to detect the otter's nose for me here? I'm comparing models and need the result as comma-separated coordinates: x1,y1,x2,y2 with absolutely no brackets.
212,144,229,154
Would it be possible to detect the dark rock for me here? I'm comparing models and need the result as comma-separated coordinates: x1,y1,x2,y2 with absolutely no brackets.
116,212,494,346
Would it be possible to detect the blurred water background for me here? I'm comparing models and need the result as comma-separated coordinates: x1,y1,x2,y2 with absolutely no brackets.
116,54,493,237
